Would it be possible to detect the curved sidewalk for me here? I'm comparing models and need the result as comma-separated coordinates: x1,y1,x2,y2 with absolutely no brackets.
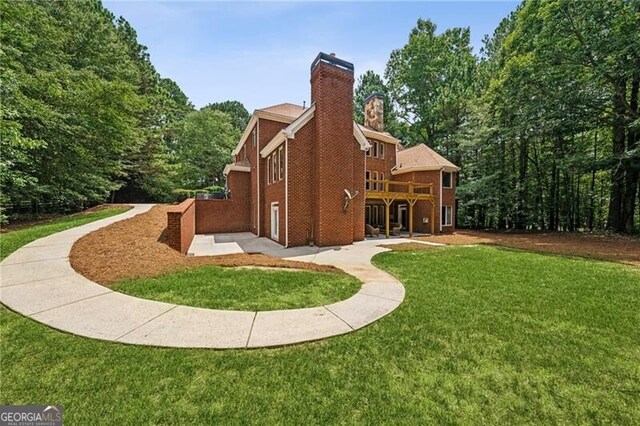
0,205,405,349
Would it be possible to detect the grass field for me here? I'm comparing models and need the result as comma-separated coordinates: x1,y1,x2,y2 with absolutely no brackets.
2,230,638,423
0,206,130,259
112,266,360,311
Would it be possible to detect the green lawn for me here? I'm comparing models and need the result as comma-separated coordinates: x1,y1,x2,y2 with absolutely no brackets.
112,266,361,311
0,206,130,259
2,240,639,423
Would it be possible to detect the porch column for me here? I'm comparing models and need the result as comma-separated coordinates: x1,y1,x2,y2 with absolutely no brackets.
431,201,435,235
385,202,390,238
408,202,414,237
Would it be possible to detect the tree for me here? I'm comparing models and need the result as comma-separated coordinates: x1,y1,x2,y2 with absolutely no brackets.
174,109,239,189
353,71,400,135
385,19,477,160
202,100,250,132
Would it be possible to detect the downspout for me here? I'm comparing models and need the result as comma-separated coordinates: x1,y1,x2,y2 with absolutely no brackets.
285,138,289,248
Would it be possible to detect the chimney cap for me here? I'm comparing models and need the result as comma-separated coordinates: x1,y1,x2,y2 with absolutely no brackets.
310,52,354,74
364,92,385,104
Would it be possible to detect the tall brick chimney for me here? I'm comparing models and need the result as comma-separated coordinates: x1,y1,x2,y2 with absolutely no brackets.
310,52,358,246
364,92,384,132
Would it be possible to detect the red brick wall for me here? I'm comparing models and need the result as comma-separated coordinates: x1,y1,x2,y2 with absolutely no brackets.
287,122,314,247
196,170,251,234
258,119,289,238
392,170,457,234
365,141,397,183
441,171,457,232
264,178,286,245
352,143,366,242
166,198,195,254
195,199,250,233
310,57,361,246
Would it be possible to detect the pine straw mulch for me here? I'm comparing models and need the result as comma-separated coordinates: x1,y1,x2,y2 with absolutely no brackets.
70,205,344,286
413,230,640,267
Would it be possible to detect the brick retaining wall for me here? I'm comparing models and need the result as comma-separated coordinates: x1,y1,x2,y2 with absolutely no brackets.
166,198,195,254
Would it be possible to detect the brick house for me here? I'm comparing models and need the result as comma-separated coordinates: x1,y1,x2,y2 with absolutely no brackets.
167,52,459,252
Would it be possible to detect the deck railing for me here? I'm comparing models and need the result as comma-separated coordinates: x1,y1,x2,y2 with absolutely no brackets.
365,179,433,196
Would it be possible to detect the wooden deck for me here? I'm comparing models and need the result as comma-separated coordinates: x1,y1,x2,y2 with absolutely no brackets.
365,179,435,237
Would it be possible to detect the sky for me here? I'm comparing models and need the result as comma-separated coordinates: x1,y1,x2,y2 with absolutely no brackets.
104,1,519,111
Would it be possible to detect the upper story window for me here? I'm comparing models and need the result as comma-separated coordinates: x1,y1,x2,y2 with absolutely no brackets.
366,139,386,160
278,147,284,180
365,170,371,190
442,171,453,188
266,146,285,185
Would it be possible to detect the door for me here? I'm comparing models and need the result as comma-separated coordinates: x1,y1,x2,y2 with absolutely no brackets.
398,204,407,230
270,203,279,241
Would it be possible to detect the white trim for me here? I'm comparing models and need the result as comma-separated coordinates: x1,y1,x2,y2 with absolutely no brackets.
261,104,316,158
257,120,260,235
223,164,251,176
270,202,279,241
231,109,298,156
441,205,453,227
231,115,258,156
439,170,443,232
285,138,289,248
358,125,400,145
353,122,372,151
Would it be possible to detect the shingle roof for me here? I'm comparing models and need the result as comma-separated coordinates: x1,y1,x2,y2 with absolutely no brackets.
395,143,460,172
257,103,306,119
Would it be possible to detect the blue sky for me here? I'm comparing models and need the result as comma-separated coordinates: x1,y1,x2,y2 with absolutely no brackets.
104,1,519,111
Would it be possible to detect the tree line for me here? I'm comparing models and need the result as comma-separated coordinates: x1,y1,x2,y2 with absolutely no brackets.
3,0,637,233
1,0,249,223
355,0,639,233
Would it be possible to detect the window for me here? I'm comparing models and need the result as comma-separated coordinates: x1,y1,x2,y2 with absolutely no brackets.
379,142,384,159
278,146,284,180
365,170,371,191
372,171,378,191
442,171,453,188
272,153,277,183
372,141,378,158
380,173,385,191
442,206,453,226
366,144,371,157
267,155,271,184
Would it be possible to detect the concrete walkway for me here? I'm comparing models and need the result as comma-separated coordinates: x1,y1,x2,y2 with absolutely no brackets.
1,205,412,349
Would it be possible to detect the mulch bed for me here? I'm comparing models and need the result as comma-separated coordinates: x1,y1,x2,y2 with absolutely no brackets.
70,205,343,285
414,230,640,267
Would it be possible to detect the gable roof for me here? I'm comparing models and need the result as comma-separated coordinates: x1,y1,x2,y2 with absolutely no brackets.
231,103,307,156
357,124,400,145
257,103,306,119
393,143,460,174
260,104,372,158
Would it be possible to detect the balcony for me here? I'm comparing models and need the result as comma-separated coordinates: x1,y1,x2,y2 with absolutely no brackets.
364,179,436,237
